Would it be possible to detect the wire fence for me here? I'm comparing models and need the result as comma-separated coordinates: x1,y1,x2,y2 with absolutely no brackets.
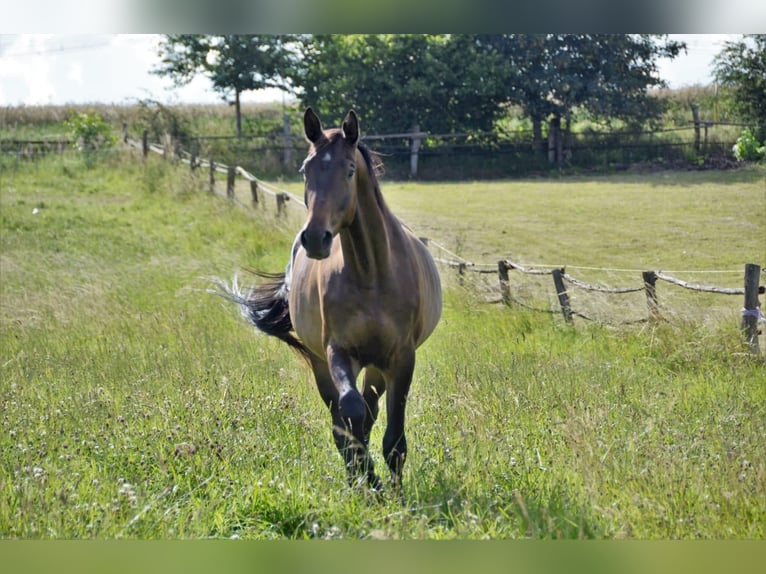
2,119,747,179
431,244,763,352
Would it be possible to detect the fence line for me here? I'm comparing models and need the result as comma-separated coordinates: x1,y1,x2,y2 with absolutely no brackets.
432,239,763,351
134,132,765,353
3,117,749,179
131,134,306,218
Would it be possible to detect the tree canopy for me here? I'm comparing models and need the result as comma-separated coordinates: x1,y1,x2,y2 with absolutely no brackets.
153,35,297,134
297,35,507,135
714,34,766,140
154,34,687,139
482,35,684,133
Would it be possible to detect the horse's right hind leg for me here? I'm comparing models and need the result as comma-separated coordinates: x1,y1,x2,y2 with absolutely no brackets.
362,367,385,446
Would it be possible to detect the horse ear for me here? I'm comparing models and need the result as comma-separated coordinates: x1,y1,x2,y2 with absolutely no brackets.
342,110,360,146
304,108,324,144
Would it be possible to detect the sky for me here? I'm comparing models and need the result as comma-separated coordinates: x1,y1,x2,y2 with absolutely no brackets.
0,34,744,107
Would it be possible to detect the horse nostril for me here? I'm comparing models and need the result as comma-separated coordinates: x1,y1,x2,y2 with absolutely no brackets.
322,231,333,250
300,230,309,249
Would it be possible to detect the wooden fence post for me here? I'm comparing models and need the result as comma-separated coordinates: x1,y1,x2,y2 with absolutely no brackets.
552,268,573,323
142,130,148,158
122,122,128,144
276,193,288,216
410,124,421,179
250,180,259,205
548,116,562,166
226,166,236,199
209,160,215,194
643,270,660,320
741,263,762,354
498,260,511,306
691,104,701,154
283,114,293,168
190,141,198,173
458,262,466,286
173,138,182,163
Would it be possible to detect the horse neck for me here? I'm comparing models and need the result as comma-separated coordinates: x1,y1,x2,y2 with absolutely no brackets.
339,154,393,282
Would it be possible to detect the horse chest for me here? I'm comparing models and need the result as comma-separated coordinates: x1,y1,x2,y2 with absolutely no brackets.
291,272,416,362
325,281,414,337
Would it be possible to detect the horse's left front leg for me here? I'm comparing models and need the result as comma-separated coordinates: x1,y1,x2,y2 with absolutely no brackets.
382,346,416,487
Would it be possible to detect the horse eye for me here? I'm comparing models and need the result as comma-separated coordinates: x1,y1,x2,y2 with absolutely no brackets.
347,166,355,179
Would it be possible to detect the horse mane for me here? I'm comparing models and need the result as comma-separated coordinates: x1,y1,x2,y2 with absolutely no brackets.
357,141,384,180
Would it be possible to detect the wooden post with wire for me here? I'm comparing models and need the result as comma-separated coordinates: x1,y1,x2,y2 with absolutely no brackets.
643,270,660,321
190,141,198,173
741,263,762,354
250,180,259,205
458,262,467,286
209,160,215,194
277,193,288,216
226,166,236,199
410,124,421,178
142,130,148,158
691,104,701,154
552,268,572,323
498,260,511,306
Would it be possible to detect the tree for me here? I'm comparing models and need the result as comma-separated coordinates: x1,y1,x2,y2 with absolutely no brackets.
153,35,298,135
714,35,766,140
482,34,686,157
296,35,507,135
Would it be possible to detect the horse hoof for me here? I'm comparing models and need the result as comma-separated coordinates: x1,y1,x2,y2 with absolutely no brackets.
368,473,383,492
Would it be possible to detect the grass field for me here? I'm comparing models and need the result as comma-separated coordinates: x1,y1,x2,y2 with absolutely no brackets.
1,151,764,539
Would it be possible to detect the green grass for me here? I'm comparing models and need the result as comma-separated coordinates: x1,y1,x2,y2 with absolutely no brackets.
1,152,764,539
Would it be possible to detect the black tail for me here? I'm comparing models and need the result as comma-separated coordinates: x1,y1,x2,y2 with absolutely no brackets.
210,272,311,361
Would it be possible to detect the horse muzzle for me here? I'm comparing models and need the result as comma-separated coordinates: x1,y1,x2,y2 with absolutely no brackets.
300,228,333,260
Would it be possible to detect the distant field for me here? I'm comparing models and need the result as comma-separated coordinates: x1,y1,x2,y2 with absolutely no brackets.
1,152,764,539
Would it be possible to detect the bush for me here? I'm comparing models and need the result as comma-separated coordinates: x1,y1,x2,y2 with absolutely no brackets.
732,128,765,162
65,111,117,152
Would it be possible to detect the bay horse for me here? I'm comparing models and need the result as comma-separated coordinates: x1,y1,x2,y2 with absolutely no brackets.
219,109,442,489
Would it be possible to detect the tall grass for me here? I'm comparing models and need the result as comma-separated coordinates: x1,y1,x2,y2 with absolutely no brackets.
1,152,764,539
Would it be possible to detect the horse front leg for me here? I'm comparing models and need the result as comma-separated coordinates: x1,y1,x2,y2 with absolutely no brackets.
382,347,416,488
326,343,380,489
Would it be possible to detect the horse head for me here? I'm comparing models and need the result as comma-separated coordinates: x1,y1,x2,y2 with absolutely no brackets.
299,108,360,260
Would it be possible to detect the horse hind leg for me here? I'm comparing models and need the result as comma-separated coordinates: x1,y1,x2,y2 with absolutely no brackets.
362,367,385,446
381,348,416,488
